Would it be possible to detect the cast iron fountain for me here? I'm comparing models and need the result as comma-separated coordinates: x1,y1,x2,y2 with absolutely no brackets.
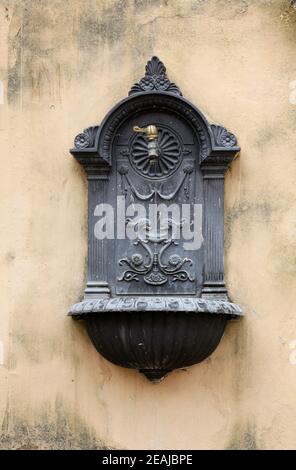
68,57,243,382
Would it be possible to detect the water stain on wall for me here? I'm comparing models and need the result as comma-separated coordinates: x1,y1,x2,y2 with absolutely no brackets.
0,397,110,450
226,422,258,450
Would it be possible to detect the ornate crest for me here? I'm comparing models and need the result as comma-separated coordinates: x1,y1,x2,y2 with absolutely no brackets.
129,56,182,96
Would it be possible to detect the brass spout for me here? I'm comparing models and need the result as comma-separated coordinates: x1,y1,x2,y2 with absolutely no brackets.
133,125,159,162
133,125,158,141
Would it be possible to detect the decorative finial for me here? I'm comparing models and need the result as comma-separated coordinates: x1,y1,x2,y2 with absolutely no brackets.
129,56,182,96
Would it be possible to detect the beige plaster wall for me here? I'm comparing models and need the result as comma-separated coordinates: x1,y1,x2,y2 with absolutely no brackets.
1,0,296,449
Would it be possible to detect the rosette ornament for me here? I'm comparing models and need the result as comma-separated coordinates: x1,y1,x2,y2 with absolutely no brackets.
131,128,181,178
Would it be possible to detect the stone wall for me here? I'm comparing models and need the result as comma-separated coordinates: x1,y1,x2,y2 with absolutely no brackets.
1,0,296,449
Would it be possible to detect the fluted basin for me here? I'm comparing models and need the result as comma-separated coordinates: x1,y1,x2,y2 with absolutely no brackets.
69,297,243,382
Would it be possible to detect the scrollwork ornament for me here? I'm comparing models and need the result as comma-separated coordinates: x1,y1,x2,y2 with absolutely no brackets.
118,222,195,286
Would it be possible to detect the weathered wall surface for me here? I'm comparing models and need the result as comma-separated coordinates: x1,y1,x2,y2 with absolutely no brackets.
1,0,296,449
